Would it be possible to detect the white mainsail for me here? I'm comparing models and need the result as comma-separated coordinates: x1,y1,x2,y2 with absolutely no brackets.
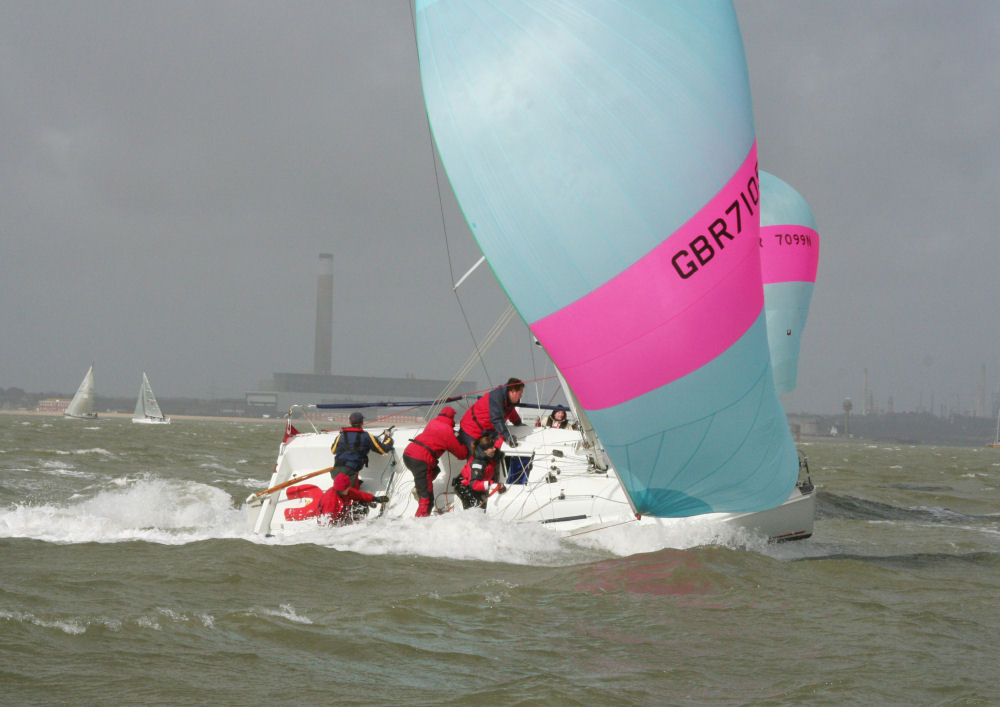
132,372,170,424
65,364,97,419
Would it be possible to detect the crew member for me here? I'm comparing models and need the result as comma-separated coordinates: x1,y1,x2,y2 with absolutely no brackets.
318,473,388,526
402,406,468,517
331,411,394,488
459,377,525,452
537,406,571,429
453,432,507,510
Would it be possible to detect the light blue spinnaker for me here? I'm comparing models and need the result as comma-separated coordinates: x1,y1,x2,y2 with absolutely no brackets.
417,0,798,517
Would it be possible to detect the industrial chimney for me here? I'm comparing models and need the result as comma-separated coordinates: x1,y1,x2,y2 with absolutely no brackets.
314,253,333,375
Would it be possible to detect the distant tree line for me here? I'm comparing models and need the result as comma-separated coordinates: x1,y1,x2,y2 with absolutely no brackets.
811,411,997,447
0,387,29,408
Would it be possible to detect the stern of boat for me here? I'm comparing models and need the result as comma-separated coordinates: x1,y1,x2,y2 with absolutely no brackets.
244,423,403,535
721,450,816,542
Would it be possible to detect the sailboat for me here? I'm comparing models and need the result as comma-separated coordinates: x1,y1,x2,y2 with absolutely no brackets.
245,1,817,544
64,364,98,419
988,407,1000,448
759,171,820,395
132,372,170,425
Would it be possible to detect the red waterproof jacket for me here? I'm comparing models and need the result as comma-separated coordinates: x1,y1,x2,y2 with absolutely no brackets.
317,486,374,524
404,412,468,468
460,386,522,443
460,437,504,492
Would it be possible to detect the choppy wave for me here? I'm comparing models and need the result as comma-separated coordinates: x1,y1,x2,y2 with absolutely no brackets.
198,462,239,473
45,447,115,457
0,609,91,635
817,491,999,524
0,605,299,635
0,477,246,545
245,603,313,624
37,463,94,479
808,550,1000,571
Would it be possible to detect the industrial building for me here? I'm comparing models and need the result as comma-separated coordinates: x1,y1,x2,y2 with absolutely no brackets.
245,254,476,416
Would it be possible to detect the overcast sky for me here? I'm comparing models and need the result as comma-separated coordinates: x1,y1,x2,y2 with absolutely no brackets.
1,1,998,415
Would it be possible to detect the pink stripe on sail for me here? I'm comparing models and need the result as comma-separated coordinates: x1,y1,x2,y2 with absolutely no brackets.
530,146,763,410
759,225,819,284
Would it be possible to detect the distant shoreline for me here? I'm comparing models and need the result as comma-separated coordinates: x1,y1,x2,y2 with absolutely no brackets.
0,409,283,424
0,409,405,427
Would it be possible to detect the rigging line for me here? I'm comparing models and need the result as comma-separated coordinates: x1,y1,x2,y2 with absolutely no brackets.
456,308,512,396
528,329,541,409
455,292,494,390
501,473,555,520
528,336,564,407
430,304,517,417
450,372,557,403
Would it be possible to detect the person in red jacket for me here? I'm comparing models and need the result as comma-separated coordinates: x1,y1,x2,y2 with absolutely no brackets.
459,377,524,453
453,432,507,510
403,406,469,517
318,473,388,526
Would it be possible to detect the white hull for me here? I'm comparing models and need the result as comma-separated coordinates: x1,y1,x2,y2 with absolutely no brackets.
245,422,814,545
132,416,171,425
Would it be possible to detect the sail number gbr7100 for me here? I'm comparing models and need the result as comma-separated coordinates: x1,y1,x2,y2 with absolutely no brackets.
669,171,760,280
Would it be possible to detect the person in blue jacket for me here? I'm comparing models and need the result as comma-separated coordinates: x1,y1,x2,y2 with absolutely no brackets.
330,411,394,488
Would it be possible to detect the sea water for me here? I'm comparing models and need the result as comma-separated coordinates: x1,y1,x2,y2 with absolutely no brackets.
1,414,998,704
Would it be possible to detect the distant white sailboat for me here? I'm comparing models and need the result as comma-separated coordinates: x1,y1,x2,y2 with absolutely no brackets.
132,372,170,425
988,407,1000,448
64,364,98,419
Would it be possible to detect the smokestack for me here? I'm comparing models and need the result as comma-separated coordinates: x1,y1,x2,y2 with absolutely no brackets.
979,364,987,418
314,253,333,375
